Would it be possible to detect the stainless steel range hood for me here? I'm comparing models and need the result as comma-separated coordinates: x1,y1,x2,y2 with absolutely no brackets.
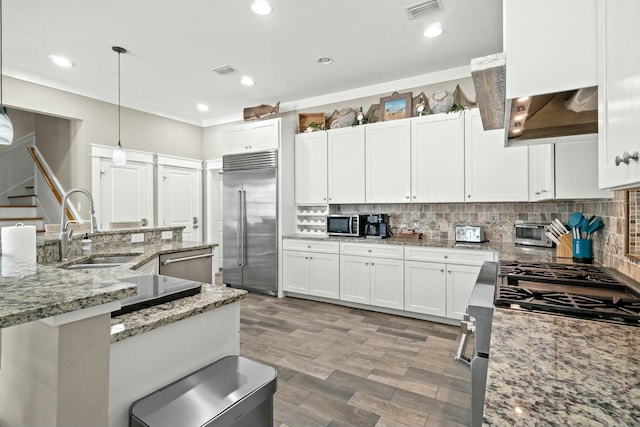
471,53,598,147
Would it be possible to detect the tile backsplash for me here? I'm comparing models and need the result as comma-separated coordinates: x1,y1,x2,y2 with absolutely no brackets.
332,191,640,281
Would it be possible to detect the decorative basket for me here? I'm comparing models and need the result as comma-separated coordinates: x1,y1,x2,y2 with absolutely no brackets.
298,113,325,133
428,90,454,114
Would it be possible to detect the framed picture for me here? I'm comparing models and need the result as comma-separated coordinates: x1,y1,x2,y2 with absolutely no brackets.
380,92,412,121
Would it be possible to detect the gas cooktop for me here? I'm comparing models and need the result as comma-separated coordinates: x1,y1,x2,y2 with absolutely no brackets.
496,261,640,326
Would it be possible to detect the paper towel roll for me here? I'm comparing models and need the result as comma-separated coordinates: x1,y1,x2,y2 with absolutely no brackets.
1,223,36,262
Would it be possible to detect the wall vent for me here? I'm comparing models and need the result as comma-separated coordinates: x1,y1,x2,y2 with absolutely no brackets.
404,0,443,19
211,65,237,75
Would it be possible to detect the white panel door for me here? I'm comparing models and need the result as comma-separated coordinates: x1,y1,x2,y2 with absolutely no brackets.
159,164,202,242
328,126,366,204
308,252,339,299
370,257,404,310
340,255,370,304
282,250,310,294
295,131,327,204
404,260,446,317
366,120,411,203
446,264,482,320
99,158,152,230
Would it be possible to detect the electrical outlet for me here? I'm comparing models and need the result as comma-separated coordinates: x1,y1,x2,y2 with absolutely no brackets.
161,230,173,240
131,233,144,243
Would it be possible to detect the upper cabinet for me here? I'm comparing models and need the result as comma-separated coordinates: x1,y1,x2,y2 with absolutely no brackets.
504,0,597,98
222,118,280,155
411,113,465,203
597,0,640,189
328,126,366,204
464,109,529,202
294,131,327,204
528,144,555,201
556,136,612,199
365,120,411,203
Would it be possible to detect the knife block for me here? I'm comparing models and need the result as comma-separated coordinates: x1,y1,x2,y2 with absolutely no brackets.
556,233,573,258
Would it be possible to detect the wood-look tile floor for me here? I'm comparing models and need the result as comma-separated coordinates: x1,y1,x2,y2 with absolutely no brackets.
239,293,471,427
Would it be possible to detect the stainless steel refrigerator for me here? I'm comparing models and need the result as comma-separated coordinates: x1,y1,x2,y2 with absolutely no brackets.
222,150,278,295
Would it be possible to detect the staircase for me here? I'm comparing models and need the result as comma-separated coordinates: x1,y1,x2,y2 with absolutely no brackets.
0,185,46,232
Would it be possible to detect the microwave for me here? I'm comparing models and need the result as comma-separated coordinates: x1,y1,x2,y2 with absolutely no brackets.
514,223,554,247
327,215,365,237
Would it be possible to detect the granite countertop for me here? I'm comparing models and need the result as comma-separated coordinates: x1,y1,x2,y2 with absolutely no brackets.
0,241,248,342
0,256,137,328
283,234,559,263
484,308,640,426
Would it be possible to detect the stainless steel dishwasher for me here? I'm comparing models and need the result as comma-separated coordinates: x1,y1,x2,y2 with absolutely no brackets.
159,248,213,284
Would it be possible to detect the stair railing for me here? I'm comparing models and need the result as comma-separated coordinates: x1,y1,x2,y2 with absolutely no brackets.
27,146,75,222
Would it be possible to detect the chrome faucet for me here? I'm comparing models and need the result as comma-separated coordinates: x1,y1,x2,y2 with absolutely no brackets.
59,188,97,261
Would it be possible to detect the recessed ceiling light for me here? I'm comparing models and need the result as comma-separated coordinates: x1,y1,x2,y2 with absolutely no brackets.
251,1,272,15
317,57,333,65
50,55,74,67
197,103,209,112
241,76,254,86
424,23,444,38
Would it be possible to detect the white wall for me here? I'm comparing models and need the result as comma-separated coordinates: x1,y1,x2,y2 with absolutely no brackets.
4,76,203,192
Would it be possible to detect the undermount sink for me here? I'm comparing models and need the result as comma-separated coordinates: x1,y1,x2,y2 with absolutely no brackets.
64,255,138,270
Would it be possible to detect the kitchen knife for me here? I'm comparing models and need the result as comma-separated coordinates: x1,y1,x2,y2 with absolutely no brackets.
554,218,570,234
546,231,561,246
549,222,564,237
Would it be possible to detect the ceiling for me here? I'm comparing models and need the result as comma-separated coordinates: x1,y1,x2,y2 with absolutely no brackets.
3,0,503,127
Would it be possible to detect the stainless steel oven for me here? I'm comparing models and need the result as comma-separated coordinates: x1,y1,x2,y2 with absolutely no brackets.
454,261,497,427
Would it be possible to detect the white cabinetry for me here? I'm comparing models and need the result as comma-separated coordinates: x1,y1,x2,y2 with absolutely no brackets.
465,109,529,202
528,144,555,201
328,126,366,204
365,120,411,203
505,0,597,98
282,239,339,298
404,246,495,320
339,242,404,310
597,0,640,189
411,113,465,202
222,118,280,155
556,136,613,199
295,131,327,204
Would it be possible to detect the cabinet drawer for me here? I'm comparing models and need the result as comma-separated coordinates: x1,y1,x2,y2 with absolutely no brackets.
404,246,495,265
339,242,404,259
283,239,339,254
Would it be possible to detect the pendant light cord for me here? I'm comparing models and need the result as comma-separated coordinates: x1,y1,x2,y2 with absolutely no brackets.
117,48,120,145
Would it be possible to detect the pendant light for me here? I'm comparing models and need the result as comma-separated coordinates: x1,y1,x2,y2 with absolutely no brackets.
0,0,14,146
112,46,127,165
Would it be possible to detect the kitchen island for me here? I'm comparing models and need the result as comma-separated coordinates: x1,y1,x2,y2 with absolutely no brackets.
0,241,246,427
484,308,640,426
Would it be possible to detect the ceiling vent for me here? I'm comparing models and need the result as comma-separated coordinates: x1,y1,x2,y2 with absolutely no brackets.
211,65,237,75
404,0,443,20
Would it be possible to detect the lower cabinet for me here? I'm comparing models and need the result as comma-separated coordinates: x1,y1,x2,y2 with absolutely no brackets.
282,239,340,299
404,246,496,320
283,239,496,322
340,254,404,309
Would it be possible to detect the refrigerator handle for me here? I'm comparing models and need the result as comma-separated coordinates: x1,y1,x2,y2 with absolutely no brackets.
241,190,247,266
237,190,243,266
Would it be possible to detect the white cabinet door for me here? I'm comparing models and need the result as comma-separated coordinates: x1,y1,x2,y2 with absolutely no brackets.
370,257,404,310
505,0,597,98
282,250,310,294
340,255,370,304
97,157,154,231
328,126,366,204
223,118,279,155
411,113,465,202
556,137,613,199
465,109,529,202
446,264,482,321
404,261,446,317
295,131,327,204
598,0,640,189
157,157,203,243
366,120,411,203
528,144,555,201
309,252,340,299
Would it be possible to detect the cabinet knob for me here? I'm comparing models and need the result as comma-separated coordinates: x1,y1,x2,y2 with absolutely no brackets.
405,196,410,199
365,262,369,265
448,270,452,273
323,197,326,201
309,257,313,260
305,256,308,260
412,195,416,199
467,194,471,198
541,189,547,193
535,191,540,195
307,245,311,248
440,269,445,273
371,262,374,266
444,255,448,259
368,249,372,252
615,151,639,166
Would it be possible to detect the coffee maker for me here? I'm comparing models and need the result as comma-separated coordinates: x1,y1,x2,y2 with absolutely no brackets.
364,214,389,239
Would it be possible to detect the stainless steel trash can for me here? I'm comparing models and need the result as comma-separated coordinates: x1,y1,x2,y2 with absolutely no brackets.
129,356,277,427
